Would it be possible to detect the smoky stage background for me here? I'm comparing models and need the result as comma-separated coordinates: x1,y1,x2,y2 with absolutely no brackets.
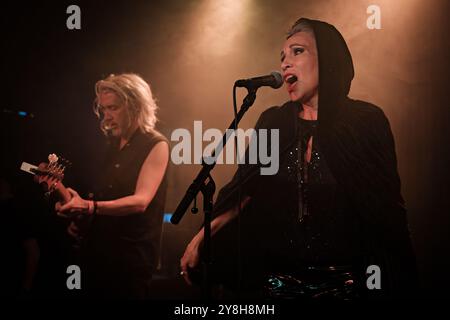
1,0,449,298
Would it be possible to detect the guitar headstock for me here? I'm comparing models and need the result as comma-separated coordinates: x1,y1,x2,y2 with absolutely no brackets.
34,153,71,196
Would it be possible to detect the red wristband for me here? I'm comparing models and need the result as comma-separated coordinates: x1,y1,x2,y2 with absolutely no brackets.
87,200,94,215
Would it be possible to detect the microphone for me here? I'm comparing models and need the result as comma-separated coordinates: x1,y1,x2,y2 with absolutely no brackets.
235,71,283,89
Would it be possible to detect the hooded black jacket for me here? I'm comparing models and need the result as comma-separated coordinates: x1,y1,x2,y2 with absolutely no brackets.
208,18,417,298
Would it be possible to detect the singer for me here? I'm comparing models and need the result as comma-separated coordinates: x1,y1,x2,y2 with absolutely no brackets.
180,18,417,299
54,73,169,298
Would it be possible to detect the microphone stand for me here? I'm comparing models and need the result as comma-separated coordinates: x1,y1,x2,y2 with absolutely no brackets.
171,87,257,300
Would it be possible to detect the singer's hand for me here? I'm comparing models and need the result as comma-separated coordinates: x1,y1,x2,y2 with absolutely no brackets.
180,238,201,286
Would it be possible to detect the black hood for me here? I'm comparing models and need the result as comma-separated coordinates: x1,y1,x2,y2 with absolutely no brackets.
294,18,355,127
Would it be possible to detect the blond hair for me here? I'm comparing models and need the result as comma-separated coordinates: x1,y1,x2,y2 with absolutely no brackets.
93,73,158,135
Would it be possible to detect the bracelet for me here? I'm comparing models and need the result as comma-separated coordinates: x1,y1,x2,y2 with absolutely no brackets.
93,200,98,215
87,200,94,215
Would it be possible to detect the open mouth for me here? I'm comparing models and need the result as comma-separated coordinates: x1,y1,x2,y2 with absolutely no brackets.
104,123,117,130
286,75,298,85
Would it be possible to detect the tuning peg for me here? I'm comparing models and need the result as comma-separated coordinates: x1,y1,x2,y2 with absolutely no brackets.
48,153,59,164
60,157,72,167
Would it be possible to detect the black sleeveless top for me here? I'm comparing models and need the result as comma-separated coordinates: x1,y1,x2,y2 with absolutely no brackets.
85,129,168,275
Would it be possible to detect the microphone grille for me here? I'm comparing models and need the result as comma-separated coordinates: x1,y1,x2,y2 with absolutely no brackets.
270,71,283,89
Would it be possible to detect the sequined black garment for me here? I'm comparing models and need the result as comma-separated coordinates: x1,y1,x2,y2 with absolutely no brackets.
295,117,320,222
281,117,363,266
264,265,360,300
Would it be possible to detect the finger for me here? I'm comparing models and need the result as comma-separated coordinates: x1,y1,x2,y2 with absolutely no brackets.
184,274,192,286
55,202,61,211
67,226,78,238
38,162,47,169
180,269,192,286
56,211,71,218
66,188,79,197
69,222,80,232
56,204,78,217
59,199,75,212
49,178,59,188
68,226,79,236
67,226,81,240
180,259,193,286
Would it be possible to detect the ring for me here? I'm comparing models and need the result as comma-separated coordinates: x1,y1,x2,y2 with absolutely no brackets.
180,271,186,276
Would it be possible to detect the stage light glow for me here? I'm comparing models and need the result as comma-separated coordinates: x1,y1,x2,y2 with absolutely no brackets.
163,213,173,223
185,0,252,59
